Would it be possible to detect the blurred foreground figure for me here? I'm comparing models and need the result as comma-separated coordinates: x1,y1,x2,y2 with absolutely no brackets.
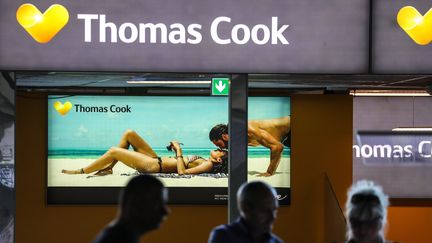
0,185,14,243
94,174,169,243
208,181,283,243
346,180,389,243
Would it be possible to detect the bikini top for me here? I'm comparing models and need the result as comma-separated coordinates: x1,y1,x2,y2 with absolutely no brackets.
185,155,227,174
186,155,204,164
184,155,205,169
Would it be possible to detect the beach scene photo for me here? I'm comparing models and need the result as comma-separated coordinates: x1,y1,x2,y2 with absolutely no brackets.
48,96,290,188
48,148,290,187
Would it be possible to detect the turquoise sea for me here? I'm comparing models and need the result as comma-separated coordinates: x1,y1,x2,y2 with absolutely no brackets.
48,147,291,159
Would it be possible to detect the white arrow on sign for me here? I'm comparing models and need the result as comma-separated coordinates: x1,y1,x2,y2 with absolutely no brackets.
215,80,226,92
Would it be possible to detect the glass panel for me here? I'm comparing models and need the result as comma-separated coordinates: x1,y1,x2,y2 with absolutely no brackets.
247,96,291,204
0,74,15,243
35,73,230,204
353,96,432,199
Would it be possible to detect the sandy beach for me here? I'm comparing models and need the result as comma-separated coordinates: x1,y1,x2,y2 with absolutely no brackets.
248,157,290,188
48,157,290,188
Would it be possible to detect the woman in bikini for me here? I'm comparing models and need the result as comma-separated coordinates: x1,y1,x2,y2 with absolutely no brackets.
61,129,228,176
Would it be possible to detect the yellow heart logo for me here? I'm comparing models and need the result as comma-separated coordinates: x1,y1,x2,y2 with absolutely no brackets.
397,6,432,45
16,3,69,43
54,101,73,116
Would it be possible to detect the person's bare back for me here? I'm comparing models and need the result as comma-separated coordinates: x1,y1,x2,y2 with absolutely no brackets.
248,116,290,147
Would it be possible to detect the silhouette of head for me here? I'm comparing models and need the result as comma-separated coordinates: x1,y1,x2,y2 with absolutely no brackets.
119,174,169,233
346,180,389,242
209,124,229,149
237,181,279,235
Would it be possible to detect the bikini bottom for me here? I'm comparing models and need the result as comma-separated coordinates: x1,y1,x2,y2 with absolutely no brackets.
281,131,291,147
157,157,163,173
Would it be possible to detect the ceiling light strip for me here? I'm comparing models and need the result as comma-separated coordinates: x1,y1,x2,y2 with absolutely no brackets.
350,90,430,97
126,81,211,84
392,127,432,132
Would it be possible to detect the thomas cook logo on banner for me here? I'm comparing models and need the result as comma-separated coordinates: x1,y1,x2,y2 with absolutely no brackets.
15,4,289,45
397,6,432,45
16,3,69,43
54,101,73,116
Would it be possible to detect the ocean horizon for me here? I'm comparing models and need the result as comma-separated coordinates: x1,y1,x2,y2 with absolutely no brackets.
48,147,291,159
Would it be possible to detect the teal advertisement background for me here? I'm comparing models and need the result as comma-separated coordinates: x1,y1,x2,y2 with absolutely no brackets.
48,95,228,157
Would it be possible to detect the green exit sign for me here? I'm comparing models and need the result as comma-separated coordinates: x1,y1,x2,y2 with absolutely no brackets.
212,78,229,96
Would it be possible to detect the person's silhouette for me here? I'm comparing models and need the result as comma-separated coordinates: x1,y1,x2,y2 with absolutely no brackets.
94,174,169,243
208,181,283,243
345,180,389,243
0,185,14,242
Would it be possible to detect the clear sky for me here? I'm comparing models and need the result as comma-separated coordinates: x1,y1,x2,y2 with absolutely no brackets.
248,96,290,119
48,96,289,149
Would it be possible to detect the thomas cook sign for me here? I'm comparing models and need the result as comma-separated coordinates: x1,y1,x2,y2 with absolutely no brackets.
0,0,368,73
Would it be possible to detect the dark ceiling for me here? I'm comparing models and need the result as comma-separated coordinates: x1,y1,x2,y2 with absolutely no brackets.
12,72,432,93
